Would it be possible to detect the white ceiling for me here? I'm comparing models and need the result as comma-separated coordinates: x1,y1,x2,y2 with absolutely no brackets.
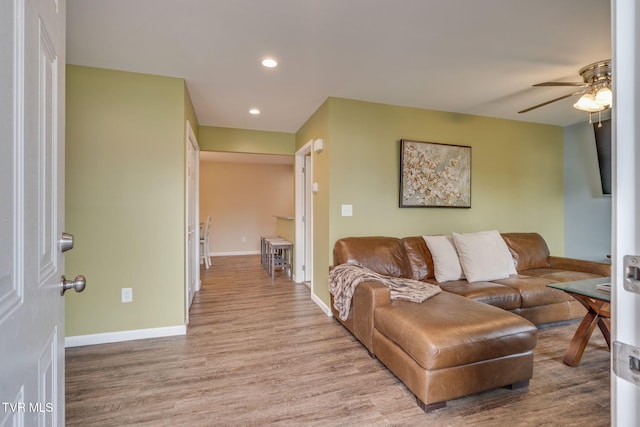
66,0,611,133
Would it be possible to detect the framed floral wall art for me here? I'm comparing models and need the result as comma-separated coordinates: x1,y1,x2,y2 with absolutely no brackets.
399,139,471,208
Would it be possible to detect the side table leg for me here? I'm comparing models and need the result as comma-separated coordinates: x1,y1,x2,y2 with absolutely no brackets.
597,317,611,349
563,310,599,367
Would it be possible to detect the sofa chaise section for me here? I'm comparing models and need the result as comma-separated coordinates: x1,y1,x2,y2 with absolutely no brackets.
331,235,538,411
373,293,536,411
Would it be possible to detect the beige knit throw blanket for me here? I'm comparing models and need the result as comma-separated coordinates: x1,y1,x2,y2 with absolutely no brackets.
329,263,442,321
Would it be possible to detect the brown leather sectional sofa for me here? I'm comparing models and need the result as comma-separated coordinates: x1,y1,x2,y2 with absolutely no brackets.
331,232,610,412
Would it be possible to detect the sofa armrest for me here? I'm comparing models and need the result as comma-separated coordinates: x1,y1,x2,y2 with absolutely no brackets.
342,281,391,353
548,256,611,277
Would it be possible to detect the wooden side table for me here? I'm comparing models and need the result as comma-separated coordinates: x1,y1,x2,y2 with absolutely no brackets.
547,277,611,367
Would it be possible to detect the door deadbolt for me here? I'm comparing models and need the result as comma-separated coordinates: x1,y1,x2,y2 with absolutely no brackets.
59,232,74,253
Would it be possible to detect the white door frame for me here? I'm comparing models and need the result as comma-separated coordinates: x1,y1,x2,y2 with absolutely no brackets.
304,154,313,282
184,120,200,325
295,140,313,284
611,0,640,424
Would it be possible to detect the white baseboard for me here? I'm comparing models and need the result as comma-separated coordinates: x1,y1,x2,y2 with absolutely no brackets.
65,325,186,348
312,292,333,317
210,250,260,257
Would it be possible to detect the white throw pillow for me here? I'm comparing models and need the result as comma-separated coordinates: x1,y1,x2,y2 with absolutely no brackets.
423,235,465,282
452,230,517,282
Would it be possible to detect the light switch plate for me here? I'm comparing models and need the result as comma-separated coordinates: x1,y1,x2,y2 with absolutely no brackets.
341,204,353,216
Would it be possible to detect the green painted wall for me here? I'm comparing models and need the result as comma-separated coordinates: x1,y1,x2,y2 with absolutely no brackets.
184,82,200,141
65,65,188,336
303,97,565,307
63,64,566,334
199,125,295,154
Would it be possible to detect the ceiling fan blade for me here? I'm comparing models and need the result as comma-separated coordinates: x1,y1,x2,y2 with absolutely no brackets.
533,82,589,87
518,90,586,114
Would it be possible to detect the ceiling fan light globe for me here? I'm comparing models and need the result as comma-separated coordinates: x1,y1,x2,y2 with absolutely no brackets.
595,87,613,107
573,93,604,112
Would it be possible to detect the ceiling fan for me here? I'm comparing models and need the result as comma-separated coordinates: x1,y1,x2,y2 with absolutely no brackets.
518,60,612,120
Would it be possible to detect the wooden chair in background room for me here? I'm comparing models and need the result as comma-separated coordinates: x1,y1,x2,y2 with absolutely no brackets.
200,216,212,269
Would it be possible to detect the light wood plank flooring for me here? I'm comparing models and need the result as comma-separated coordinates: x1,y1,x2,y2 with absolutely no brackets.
66,255,611,426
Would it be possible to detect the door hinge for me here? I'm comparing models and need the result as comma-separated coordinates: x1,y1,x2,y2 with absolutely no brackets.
302,265,305,272
613,341,640,386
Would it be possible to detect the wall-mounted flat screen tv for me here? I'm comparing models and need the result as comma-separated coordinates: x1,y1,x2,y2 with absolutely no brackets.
593,119,611,195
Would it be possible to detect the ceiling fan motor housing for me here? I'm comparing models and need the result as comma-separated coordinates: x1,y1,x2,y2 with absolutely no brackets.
575,60,612,113
579,60,611,88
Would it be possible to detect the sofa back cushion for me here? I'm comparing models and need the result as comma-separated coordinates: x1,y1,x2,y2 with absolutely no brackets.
401,236,435,281
501,232,551,272
333,236,413,278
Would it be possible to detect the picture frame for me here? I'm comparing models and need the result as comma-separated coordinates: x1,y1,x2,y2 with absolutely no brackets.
399,139,471,208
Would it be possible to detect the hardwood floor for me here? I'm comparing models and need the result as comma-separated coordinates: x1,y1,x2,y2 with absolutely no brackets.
66,255,611,426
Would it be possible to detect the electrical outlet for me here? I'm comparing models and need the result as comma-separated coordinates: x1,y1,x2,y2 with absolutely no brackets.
241,236,247,243
121,288,133,303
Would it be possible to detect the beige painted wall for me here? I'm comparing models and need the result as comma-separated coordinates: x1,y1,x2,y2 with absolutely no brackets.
65,65,190,336
199,160,294,254
297,97,565,307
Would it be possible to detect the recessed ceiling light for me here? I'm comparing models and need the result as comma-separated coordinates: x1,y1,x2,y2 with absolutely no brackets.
249,108,261,115
261,58,278,68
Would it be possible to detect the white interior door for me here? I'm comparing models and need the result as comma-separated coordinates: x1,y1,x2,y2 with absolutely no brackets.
1,0,68,425
185,121,200,323
611,0,640,425
295,141,313,284
304,154,313,282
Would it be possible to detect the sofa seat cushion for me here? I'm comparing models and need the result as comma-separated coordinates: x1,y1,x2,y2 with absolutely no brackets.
374,292,537,371
518,269,602,283
438,280,521,310
492,275,573,308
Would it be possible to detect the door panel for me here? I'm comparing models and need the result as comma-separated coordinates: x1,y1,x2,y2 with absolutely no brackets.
0,0,66,425
0,0,24,326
